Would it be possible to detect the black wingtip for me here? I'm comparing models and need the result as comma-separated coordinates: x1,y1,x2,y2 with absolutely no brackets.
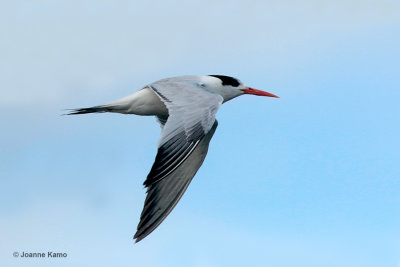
133,232,146,243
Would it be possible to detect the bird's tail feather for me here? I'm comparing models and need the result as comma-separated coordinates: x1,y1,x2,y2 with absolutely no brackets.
65,105,116,115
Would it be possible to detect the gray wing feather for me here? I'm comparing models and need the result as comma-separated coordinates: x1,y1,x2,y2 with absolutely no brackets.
134,81,222,242
149,83,223,147
134,120,218,242
144,83,222,185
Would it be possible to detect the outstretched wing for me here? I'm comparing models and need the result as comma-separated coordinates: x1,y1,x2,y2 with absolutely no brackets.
134,81,223,242
134,120,218,242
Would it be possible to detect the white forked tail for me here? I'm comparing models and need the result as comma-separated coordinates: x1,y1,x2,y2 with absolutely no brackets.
67,87,168,116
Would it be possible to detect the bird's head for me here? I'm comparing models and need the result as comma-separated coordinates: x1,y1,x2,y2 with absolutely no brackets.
203,75,279,102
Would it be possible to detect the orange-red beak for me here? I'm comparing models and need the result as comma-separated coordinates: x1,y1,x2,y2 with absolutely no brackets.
241,88,279,98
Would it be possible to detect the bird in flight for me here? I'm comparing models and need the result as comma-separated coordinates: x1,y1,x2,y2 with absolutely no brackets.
68,75,278,242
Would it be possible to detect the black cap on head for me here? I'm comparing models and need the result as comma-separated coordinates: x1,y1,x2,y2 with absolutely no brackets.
209,75,240,87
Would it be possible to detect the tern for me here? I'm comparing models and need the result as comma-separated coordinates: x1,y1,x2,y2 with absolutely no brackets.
68,75,279,242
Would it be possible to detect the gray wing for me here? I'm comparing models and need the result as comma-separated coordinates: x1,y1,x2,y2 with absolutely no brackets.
134,82,223,242
134,120,218,242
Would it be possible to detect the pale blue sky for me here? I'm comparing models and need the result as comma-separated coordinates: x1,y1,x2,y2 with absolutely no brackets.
1,1,400,266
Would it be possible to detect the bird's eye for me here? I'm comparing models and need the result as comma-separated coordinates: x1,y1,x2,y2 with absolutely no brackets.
199,83,206,87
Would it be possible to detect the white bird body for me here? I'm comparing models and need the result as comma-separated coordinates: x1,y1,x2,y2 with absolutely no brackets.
104,87,168,116
68,75,278,242
101,76,244,117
